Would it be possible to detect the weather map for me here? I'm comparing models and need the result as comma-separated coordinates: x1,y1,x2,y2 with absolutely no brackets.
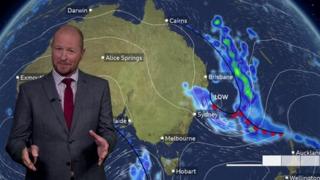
1,0,320,180
183,15,320,148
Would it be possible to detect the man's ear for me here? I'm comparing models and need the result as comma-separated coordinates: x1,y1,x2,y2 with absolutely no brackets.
80,48,86,58
50,39,54,48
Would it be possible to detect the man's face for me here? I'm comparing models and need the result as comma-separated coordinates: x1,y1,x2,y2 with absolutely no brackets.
51,29,85,77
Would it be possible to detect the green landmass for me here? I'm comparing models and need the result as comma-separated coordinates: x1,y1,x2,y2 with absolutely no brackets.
160,157,179,176
275,141,297,180
23,0,207,143
275,174,285,180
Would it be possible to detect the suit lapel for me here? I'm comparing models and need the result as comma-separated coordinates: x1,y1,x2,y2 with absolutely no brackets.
70,71,88,135
42,72,69,134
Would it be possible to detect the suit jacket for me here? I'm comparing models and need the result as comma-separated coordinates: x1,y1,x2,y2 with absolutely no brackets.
6,70,117,180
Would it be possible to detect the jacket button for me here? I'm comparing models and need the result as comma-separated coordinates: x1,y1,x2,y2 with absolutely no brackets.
66,162,71,166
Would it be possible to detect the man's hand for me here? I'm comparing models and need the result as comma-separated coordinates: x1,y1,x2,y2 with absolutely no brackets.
22,145,39,171
89,130,109,166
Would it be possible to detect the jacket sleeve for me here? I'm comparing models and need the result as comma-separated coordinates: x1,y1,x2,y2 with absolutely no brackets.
6,84,32,164
97,80,117,153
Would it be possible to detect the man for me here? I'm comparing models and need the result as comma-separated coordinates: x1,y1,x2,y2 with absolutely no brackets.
6,25,117,180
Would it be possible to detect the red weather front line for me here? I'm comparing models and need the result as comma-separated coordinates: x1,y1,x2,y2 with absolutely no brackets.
211,104,284,137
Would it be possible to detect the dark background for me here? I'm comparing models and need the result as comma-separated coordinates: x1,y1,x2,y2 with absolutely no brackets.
294,0,320,29
0,0,28,33
0,0,320,33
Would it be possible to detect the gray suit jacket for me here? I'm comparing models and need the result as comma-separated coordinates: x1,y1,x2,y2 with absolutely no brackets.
6,70,117,180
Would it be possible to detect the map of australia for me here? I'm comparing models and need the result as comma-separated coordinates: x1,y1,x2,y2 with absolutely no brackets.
23,1,207,144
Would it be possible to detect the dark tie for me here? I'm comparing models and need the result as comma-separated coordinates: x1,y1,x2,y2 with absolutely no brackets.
62,78,74,129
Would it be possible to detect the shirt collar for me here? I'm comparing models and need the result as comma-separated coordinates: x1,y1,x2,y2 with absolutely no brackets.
52,69,79,85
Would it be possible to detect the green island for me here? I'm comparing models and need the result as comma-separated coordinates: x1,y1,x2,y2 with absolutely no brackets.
160,156,179,175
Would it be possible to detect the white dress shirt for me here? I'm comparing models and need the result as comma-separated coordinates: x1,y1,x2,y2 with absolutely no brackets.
52,69,78,110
